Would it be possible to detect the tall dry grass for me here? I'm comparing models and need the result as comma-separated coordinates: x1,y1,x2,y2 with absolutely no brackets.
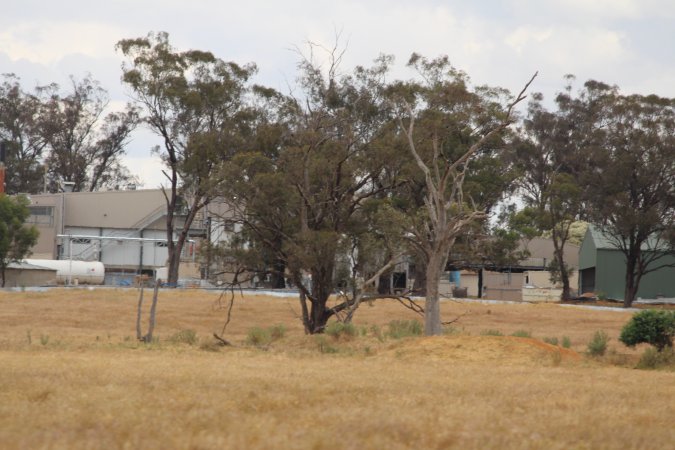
0,288,673,449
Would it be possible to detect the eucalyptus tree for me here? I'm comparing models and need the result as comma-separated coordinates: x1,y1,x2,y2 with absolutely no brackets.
584,85,675,306
117,32,257,285
219,48,405,333
508,78,603,300
0,74,48,194
388,54,535,335
39,75,139,192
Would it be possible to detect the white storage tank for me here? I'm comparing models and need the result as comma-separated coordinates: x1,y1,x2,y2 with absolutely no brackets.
24,259,105,285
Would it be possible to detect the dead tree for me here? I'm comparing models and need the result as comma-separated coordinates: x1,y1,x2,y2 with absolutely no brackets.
136,280,161,343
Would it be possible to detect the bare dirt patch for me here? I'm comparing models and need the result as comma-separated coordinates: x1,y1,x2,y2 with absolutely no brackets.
384,335,581,365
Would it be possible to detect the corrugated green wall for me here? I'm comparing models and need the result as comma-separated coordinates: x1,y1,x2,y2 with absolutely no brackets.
596,250,675,300
578,229,597,270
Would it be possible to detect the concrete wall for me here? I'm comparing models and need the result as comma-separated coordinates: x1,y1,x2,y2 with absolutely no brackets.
4,268,57,287
483,271,523,301
522,287,563,302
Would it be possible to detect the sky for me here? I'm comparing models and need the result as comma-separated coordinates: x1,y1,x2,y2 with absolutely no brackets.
2,0,674,189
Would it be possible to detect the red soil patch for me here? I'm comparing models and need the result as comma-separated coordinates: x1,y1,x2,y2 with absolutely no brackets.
384,335,581,365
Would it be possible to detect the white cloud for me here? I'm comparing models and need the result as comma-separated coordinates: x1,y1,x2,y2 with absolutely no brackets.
122,155,166,190
0,20,127,64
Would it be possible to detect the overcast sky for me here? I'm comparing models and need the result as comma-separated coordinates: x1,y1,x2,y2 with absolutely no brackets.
2,0,674,188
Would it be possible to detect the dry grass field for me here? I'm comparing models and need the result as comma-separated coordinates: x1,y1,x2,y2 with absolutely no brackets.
1,288,673,449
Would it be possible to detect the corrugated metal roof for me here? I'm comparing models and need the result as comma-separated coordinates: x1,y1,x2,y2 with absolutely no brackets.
587,224,671,251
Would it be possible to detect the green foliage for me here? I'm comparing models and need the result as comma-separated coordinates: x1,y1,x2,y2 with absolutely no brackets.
39,334,49,346
481,329,503,336
543,337,559,346
246,327,272,347
636,347,675,370
619,310,675,351
246,324,287,347
269,324,287,340
587,330,610,356
315,336,339,354
386,320,423,339
370,324,384,342
168,329,198,346
0,195,39,287
562,336,572,348
511,330,532,338
325,322,357,340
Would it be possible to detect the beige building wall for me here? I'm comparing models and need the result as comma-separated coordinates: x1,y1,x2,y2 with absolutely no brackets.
4,268,58,287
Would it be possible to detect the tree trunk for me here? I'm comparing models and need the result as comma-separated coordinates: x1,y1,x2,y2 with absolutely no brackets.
556,250,571,301
270,257,286,289
135,284,144,340
623,255,638,308
424,254,443,336
307,266,334,333
143,280,161,342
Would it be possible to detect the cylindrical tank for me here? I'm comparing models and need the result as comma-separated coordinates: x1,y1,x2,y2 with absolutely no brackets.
25,259,105,285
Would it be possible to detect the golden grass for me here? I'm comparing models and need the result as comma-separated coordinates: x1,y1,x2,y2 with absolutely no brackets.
0,288,673,449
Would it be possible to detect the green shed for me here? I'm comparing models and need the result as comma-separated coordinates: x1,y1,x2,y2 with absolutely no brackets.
578,225,675,300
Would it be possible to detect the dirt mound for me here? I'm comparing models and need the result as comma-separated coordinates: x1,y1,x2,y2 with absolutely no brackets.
383,335,581,365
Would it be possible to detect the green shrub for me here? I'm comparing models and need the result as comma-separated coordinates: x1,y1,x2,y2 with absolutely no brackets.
637,347,675,370
370,324,384,342
325,321,357,339
587,330,610,356
511,330,532,338
316,336,339,353
619,309,675,351
387,320,423,339
246,327,272,347
168,329,198,346
40,334,50,346
543,337,559,346
562,336,572,349
269,324,287,340
481,329,503,336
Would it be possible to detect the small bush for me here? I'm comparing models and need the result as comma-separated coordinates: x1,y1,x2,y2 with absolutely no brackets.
619,309,675,352
246,327,272,347
316,336,339,353
325,322,357,340
168,329,198,346
40,334,50,346
269,324,287,340
637,347,675,370
587,330,610,357
562,336,572,349
387,320,423,339
511,330,532,338
481,329,503,336
543,337,559,346
370,324,384,342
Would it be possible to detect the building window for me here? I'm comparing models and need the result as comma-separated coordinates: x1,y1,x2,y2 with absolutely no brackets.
27,206,54,226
